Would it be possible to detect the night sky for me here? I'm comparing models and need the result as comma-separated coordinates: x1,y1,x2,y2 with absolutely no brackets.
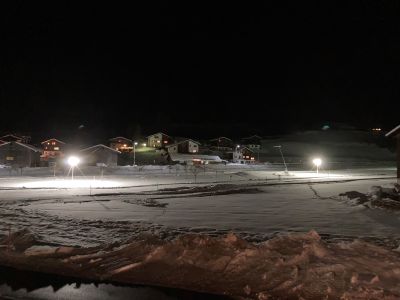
1,2,400,142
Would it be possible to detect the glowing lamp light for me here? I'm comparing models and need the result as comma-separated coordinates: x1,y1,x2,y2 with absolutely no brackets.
68,156,80,167
313,158,322,174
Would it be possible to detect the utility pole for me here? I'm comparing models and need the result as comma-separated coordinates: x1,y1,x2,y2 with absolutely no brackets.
274,145,288,173
133,141,138,166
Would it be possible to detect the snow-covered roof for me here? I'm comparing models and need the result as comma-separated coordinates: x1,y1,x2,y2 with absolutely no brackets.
0,134,23,140
80,144,121,154
209,136,232,142
242,135,263,140
386,124,400,137
0,141,42,152
166,139,201,148
146,132,170,138
240,146,255,153
41,138,66,145
109,136,132,142
169,153,222,162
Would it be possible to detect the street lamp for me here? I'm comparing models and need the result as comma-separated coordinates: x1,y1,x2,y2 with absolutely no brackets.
133,142,138,166
67,156,80,180
313,158,322,174
274,145,288,173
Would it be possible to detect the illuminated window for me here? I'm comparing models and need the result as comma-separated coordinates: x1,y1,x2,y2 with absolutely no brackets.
54,147,59,150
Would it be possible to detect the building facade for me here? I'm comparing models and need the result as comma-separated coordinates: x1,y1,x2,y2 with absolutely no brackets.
232,147,256,164
109,137,133,152
166,139,200,154
80,144,120,167
209,137,233,151
0,142,41,167
41,138,65,161
147,132,173,148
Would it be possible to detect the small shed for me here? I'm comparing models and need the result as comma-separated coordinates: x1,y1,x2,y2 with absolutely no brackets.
80,144,121,167
0,141,41,167
386,124,400,179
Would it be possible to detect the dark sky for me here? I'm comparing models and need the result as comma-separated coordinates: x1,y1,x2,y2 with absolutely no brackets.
1,2,400,141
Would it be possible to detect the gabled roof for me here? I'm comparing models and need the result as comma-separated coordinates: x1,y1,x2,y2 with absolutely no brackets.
80,144,121,154
166,139,201,148
109,136,132,142
386,124,400,137
0,134,23,141
41,138,66,145
0,141,41,152
146,132,170,138
242,134,263,140
239,146,254,153
209,136,232,141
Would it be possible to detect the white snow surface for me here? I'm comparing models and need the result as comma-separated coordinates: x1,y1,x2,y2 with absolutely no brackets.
0,165,399,247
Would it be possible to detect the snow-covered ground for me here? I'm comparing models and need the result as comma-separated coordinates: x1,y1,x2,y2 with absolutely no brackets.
0,166,398,247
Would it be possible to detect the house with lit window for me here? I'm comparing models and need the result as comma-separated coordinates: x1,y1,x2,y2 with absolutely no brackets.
41,138,66,161
147,132,173,148
386,124,400,179
0,141,41,167
166,139,200,154
232,146,256,164
109,137,133,152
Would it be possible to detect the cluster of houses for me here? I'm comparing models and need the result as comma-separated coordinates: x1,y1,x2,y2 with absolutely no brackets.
0,132,263,168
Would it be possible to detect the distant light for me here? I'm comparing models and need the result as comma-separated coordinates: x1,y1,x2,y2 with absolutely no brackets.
236,145,240,148
157,140,160,143
313,158,322,167
134,142,138,145
322,125,330,130
142,143,147,147
164,140,168,143
123,144,127,147
67,156,80,167
372,128,382,132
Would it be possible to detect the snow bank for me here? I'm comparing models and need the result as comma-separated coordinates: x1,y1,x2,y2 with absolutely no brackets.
2,230,400,299
340,183,400,210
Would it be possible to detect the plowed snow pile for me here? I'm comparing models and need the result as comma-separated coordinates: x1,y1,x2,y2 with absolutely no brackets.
340,183,400,210
2,230,400,299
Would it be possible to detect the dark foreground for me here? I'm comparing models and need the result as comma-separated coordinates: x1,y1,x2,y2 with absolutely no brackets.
1,230,400,299
0,265,228,300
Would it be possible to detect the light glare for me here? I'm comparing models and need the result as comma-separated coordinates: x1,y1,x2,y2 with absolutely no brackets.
68,156,80,167
313,158,322,167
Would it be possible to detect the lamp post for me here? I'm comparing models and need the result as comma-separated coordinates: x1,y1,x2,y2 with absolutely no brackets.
313,158,322,174
273,145,288,173
133,142,138,166
67,156,80,180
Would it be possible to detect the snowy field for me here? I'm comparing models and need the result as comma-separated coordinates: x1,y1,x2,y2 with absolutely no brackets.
0,165,398,247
